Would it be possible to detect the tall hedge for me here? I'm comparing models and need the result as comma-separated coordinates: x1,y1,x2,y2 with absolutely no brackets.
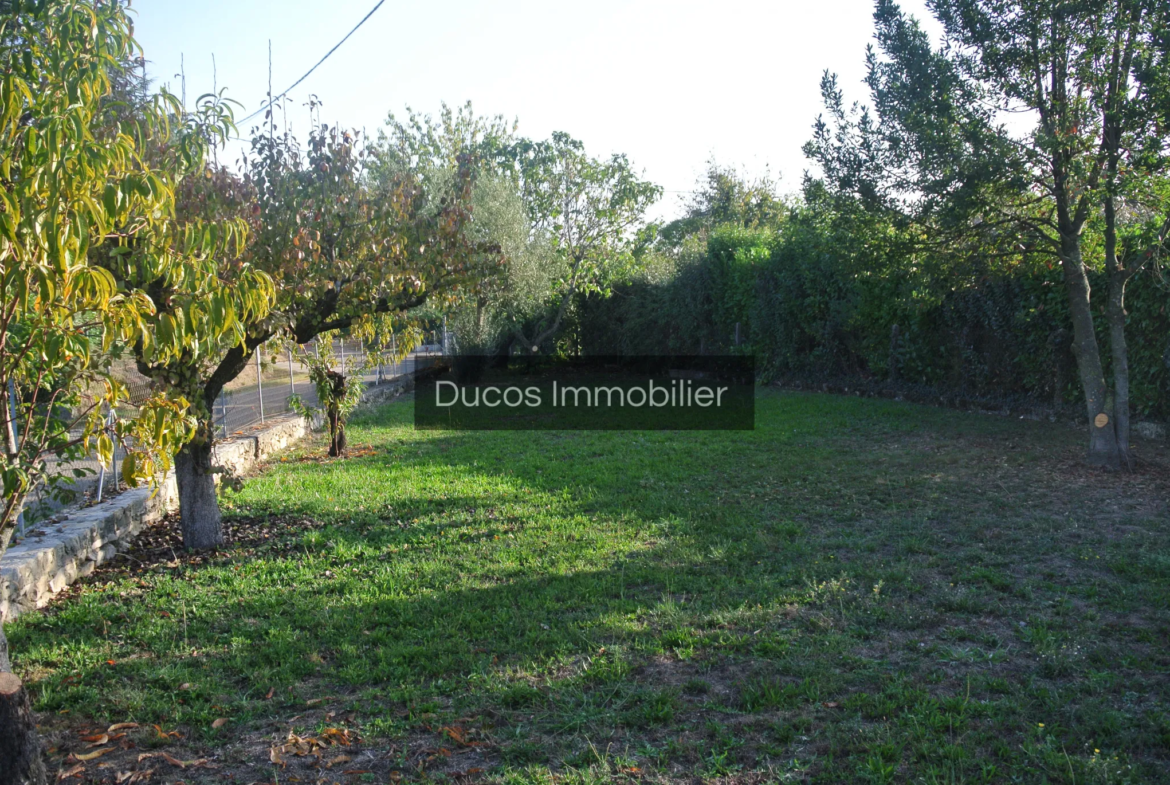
578,220,1170,420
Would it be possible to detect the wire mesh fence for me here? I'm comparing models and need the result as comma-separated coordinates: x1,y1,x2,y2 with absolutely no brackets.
13,336,446,542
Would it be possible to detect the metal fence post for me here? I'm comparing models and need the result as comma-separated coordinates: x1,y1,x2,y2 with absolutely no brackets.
109,408,118,495
256,351,265,423
8,380,26,536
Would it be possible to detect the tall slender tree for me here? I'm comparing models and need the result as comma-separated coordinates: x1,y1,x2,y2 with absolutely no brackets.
808,0,1170,468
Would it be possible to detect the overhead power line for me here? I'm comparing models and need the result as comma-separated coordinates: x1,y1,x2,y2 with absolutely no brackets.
238,0,386,127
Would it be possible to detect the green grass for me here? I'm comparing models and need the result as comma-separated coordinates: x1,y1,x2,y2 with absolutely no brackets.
11,390,1170,783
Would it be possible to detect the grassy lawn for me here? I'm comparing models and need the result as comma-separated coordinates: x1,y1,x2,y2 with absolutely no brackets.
11,390,1170,784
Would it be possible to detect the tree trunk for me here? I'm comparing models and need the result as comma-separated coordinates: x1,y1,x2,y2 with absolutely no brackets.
1106,273,1132,468
327,409,347,458
175,435,223,550
1059,238,1121,470
1103,197,1133,469
325,371,348,458
0,626,47,785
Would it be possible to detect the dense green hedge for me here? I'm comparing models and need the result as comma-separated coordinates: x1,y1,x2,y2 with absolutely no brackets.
578,223,1170,420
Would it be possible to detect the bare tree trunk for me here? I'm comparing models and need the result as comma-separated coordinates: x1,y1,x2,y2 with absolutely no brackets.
326,371,348,458
1103,197,1134,468
1059,237,1121,470
327,409,347,457
175,432,223,550
0,626,47,785
1105,274,1131,467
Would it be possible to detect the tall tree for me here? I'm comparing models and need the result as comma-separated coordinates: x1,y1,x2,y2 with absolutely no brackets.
1093,0,1170,465
658,161,786,249
0,2,240,782
501,132,661,353
809,0,1170,468
122,119,494,550
376,102,526,353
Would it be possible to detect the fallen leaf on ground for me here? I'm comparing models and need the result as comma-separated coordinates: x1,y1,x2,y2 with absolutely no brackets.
161,753,187,768
108,723,138,733
56,764,85,780
211,718,229,729
265,687,275,700
80,734,108,745
71,748,114,762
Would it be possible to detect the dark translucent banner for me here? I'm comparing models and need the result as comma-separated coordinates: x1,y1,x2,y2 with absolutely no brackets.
415,355,755,430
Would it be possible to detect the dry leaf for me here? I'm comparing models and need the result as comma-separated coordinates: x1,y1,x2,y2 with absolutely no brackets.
211,718,229,729
326,755,352,769
80,733,108,745
341,771,371,776
72,748,114,762
265,687,275,700
269,748,286,768
823,701,841,708
108,723,138,733
161,752,187,768
56,764,85,781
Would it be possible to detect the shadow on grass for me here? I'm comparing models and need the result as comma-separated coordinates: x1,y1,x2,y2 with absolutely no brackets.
10,390,1170,780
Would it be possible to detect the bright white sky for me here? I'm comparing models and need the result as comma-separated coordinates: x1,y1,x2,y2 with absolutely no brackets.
132,0,942,221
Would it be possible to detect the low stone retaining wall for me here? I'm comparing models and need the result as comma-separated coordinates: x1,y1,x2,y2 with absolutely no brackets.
0,373,417,622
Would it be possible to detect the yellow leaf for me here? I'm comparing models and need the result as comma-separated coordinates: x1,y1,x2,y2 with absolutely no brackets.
72,747,114,762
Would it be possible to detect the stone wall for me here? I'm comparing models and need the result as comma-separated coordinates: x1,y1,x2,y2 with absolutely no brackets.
0,374,417,622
